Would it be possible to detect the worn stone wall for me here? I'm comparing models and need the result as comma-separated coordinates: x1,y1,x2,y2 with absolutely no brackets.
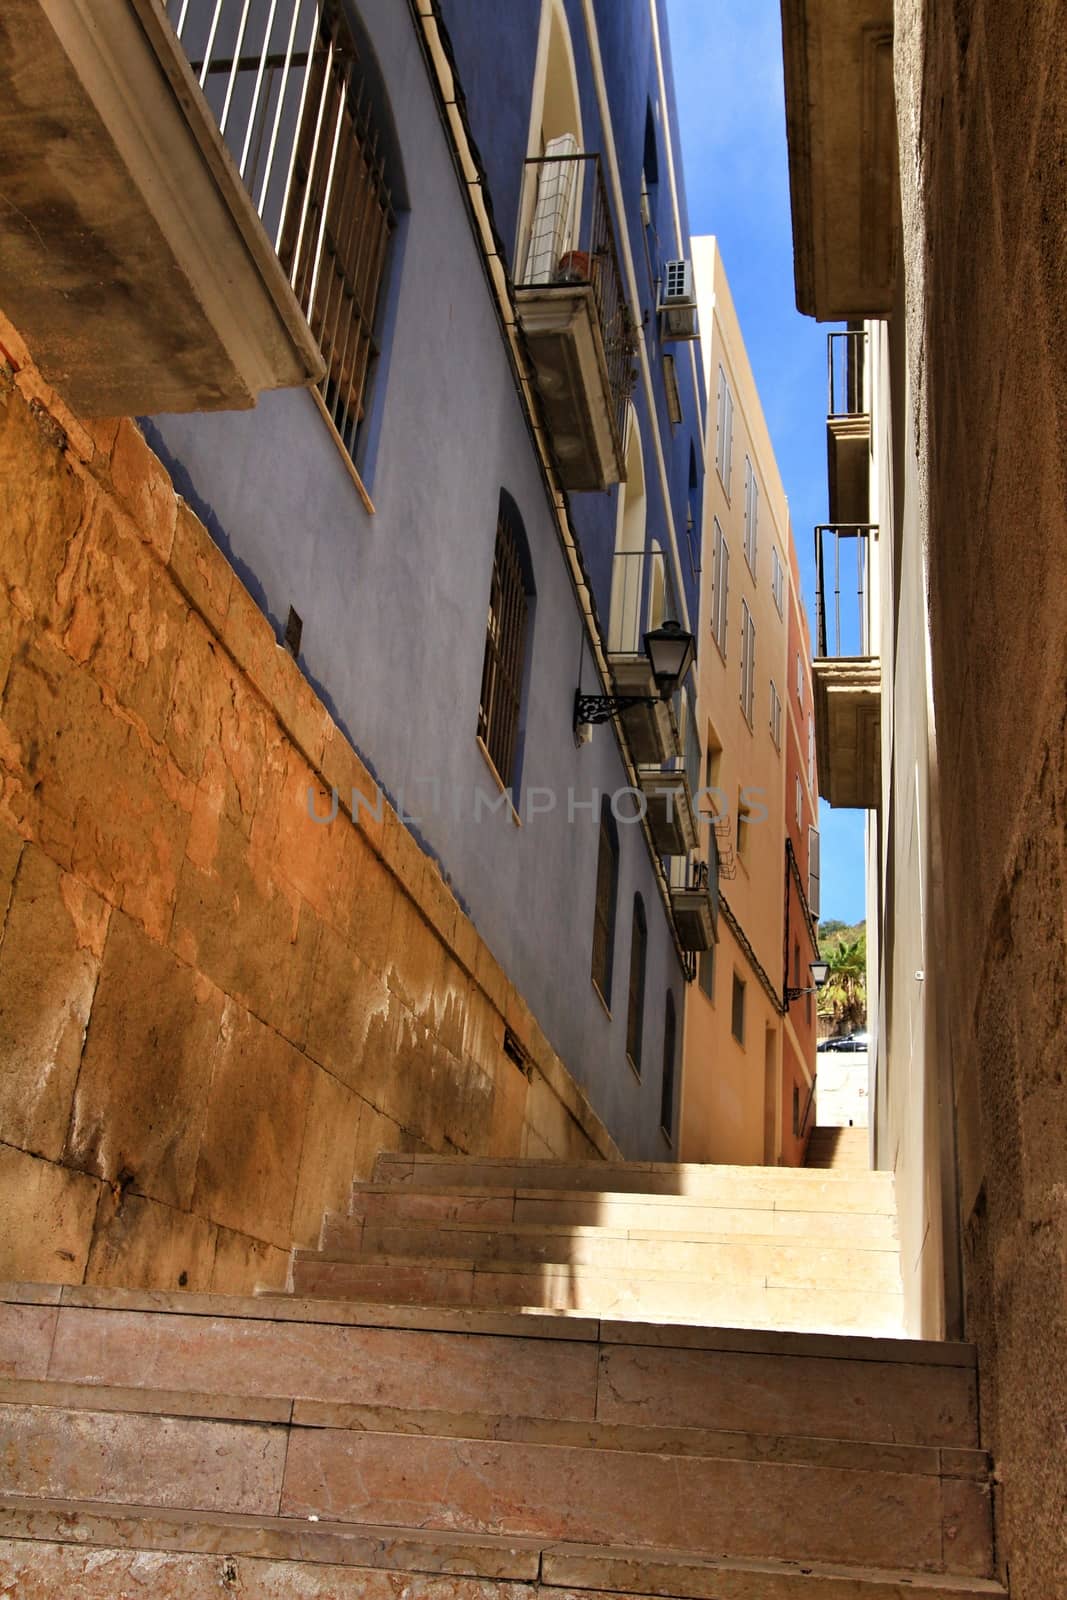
895,4,1067,1595
0,314,618,1296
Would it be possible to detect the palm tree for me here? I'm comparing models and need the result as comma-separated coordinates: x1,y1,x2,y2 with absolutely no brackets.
818,933,867,1033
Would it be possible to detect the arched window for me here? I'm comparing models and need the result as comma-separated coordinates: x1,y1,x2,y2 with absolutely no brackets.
518,0,585,274
608,405,647,653
626,894,647,1075
591,796,619,1004
477,493,534,789
659,990,677,1137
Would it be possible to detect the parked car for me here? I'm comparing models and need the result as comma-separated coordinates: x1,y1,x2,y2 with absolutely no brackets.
841,1031,870,1052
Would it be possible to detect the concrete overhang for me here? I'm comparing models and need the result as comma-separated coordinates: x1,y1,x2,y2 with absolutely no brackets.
608,657,680,766
514,284,625,492
827,413,872,523
0,0,325,415
781,0,899,321
812,656,882,808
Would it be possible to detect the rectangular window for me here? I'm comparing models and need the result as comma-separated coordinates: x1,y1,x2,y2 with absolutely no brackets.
698,944,715,1000
715,365,734,496
770,681,782,750
739,601,756,726
796,774,803,828
743,457,759,575
808,826,821,918
807,714,816,790
711,520,730,656
477,503,529,788
771,546,784,615
731,973,746,1043
796,650,803,707
792,1084,801,1138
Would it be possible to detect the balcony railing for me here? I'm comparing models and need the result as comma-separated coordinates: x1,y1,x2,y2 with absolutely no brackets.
606,548,678,657
812,524,881,809
514,149,637,490
827,329,868,417
814,525,877,658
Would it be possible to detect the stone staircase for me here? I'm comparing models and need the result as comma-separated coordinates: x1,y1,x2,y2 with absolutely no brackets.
293,1152,905,1337
805,1125,871,1171
0,1153,1006,1599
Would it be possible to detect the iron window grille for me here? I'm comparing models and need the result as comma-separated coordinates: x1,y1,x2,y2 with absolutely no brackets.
659,992,677,1137
591,797,619,1005
626,896,647,1075
169,0,395,462
477,503,529,789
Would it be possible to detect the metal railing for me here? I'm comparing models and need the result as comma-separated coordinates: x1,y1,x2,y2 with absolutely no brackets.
827,329,867,417
814,525,877,658
517,150,637,454
606,548,679,656
166,0,393,456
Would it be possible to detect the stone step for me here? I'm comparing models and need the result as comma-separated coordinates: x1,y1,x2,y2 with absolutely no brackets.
346,1182,902,1245
807,1128,871,1171
290,1253,906,1336
373,1154,897,1208
0,1509,1009,1599
0,1284,980,1447
312,1217,903,1292
0,1392,994,1577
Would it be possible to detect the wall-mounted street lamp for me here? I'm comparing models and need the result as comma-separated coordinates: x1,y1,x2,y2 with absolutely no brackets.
785,959,831,1003
574,620,696,734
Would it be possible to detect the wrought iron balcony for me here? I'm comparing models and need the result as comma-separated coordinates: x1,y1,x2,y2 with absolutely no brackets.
669,845,719,953
0,0,325,414
638,686,699,857
603,549,683,764
827,331,870,523
813,524,881,809
514,149,637,491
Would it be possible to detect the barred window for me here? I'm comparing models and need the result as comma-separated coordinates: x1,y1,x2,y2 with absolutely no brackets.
659,990,677,1138
477,499,531,788
278,3,395,459
626,895,648,1075
591,797,619,1005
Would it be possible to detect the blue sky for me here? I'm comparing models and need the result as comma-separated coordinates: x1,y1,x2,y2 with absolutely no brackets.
664,0,866,925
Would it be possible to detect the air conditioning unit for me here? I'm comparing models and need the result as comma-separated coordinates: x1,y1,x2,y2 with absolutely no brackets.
659,259,699,341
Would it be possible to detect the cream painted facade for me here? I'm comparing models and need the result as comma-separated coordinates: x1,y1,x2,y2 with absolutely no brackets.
680,238,806,1166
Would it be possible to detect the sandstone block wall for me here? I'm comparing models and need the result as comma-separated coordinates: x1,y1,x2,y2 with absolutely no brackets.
895,4,1067,1595
0,314,618,1296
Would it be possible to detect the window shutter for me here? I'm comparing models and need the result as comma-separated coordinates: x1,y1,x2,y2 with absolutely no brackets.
808,826,821,918
724,386,734,496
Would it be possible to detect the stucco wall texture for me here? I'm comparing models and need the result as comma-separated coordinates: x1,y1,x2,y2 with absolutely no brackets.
0,320,617,1295
896,2,1067,1594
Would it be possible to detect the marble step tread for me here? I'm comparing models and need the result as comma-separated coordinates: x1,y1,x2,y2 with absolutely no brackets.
0,1401,994,1575
347,1183,902,1236
0,1376,991,1478
291,1250,906,1322
1,1280,972,1360
0,1502,1009,1599
372,1155,897,1206
0,1283,979,1448
318,1217,903,1285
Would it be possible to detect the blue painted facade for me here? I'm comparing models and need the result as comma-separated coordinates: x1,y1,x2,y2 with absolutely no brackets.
147,0,705,1157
